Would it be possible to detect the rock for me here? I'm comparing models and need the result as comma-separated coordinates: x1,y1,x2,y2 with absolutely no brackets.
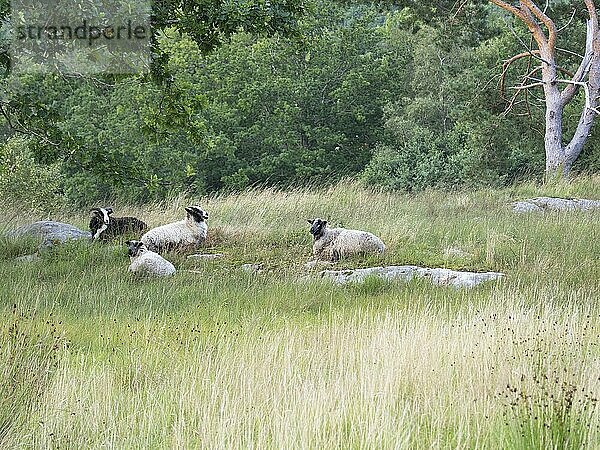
512,197,600,212
7,221,91,248
319,265,504,289
14,253,40,263
187,253,225,260
241,263,263,274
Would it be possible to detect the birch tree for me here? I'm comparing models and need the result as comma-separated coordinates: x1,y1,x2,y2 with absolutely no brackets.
491,0,600,177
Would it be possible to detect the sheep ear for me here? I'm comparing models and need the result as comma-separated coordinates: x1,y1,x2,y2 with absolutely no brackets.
185,207,193,215
307,219,314,225
125,240,132,246
106,208,114,215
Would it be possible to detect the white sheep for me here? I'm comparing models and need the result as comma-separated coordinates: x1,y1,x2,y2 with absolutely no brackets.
141,206,208,253
126,240,176,277
308,218,385,261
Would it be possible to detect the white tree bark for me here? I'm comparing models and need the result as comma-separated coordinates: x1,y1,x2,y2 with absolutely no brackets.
491,0,600,177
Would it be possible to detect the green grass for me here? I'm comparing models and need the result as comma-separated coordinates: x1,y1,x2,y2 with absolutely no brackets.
0,178,599,448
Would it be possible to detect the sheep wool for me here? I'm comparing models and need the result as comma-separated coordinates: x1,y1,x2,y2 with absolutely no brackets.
141,206,208,253
126,240,176,277
308,218,385,261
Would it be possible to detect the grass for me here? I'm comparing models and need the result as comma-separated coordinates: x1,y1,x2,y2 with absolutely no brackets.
0,177,599,448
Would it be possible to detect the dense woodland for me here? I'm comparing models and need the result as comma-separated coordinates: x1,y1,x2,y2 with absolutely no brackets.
0,0,599,209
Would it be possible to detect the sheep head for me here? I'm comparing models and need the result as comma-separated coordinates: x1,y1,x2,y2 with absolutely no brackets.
126,240,146,257
90,207,113,225
185,206,209,223
308,218,327,239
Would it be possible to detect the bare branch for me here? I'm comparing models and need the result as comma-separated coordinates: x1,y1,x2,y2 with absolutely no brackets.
504,20,554,66
500,50,540,96
556,79,600,115
520,0,557,49
509,81,544,90
556,47,584,59
557,8,577,33
489,0,528,21
561,18,595,105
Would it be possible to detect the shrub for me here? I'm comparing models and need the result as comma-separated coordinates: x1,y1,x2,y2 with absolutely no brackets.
0,137,65,211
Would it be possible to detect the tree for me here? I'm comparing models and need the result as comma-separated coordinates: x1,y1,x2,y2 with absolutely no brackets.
490,0,600,177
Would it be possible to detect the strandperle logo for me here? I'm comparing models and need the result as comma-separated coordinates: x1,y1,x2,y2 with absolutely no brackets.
10,0,151,74
15,20,148,46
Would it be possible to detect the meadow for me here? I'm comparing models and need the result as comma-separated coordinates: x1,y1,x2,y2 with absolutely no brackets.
1,178,599,449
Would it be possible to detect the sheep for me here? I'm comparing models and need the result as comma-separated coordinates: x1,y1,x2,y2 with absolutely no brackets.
126,240,176,277
89,207,147,241
141,206,208,253
307,218,385,261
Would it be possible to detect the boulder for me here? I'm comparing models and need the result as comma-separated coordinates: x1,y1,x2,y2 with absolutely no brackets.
8,221,91,248
513,197,600,212
319,265,504,289
187,253,225,260
14,253,41,263
241,263,263,274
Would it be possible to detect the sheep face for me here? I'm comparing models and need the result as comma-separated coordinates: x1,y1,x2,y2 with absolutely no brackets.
308,218,327,240
185,206,209,224
90,207,113,225
90,207,114,240
126,240,146,257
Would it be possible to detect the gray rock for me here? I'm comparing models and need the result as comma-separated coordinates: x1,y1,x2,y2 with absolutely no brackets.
187,253,225,260
241,263,263,274
512,197,600,212
319,265,504,289
8,221,91,248
14,253,41,263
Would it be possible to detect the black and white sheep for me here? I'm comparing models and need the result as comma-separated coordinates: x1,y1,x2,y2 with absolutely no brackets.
140,206,208,253
126,240,176,277
89,207,147,241
308,218,385,261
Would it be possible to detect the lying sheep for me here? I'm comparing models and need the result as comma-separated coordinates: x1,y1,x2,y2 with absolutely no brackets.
308,218,385,261
141,206,208,253
126,240,176,277
90,207,147,241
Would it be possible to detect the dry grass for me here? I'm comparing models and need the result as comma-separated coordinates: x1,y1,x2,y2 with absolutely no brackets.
0,177,599,448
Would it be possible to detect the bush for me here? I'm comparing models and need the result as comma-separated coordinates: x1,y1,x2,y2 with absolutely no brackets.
0,137,65,211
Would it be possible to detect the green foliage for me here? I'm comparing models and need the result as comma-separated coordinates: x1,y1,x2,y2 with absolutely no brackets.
152,0,309,53
0,0,599,204
0,137,64,210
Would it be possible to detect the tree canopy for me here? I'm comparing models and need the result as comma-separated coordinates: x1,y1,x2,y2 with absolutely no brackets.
1,1,599,208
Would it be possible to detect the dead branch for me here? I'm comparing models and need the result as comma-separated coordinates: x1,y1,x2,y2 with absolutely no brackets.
557,8,577,32
556,78,600,115
500,50,540,97
561,18,595,105
521,0,557,49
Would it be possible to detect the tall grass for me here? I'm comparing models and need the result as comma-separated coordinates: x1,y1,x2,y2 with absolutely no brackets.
0,178,598,448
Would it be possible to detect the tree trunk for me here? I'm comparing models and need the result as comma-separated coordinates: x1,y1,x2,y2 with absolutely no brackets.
490,0,599,179
542,50,569,177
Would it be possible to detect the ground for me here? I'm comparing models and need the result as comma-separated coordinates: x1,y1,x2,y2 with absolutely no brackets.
1,178,599,448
